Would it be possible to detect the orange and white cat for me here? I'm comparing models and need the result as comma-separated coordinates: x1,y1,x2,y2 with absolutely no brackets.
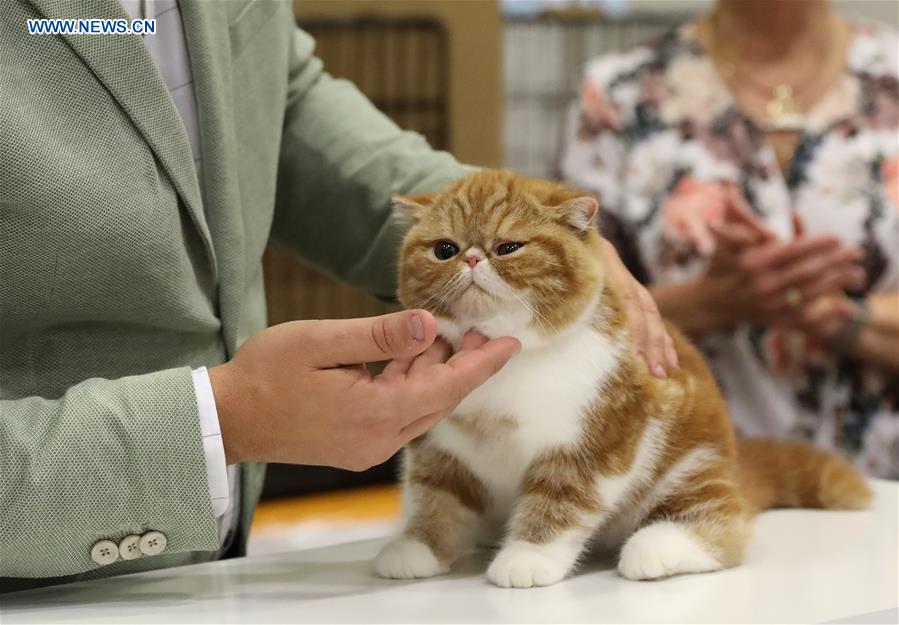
374,170,871,588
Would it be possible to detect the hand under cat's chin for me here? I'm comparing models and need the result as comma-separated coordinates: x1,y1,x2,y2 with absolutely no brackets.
435,316,483,350
436,320,462,349
435,315,537,351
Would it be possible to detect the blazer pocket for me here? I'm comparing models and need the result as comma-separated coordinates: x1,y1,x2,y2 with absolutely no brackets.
229,0,280,58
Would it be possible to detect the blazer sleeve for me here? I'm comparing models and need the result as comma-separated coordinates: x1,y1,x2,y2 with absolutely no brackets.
0,368,220,578
271,27,475,300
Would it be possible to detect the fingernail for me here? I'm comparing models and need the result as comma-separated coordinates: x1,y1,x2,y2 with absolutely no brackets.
408,313,425,342
652,364,667,379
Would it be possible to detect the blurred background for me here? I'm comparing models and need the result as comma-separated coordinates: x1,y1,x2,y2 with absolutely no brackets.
252,0,899,554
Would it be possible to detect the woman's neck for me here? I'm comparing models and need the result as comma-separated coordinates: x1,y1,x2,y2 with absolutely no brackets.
715,0,833,63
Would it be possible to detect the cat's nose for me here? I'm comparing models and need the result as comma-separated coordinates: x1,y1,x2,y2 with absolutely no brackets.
465,249,484,269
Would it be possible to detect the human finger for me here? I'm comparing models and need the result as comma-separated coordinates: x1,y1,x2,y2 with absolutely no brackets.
741,236,849,272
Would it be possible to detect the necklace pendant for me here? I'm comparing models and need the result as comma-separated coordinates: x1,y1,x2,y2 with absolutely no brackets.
765,84,805,131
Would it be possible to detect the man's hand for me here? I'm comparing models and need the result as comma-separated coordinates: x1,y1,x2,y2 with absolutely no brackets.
208,310,520,470
600,239,678,378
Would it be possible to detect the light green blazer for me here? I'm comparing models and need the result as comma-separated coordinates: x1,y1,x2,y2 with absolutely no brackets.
0,0,467,588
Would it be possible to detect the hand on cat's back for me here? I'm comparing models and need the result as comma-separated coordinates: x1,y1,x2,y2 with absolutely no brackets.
599,239,678,378
208,310,521,470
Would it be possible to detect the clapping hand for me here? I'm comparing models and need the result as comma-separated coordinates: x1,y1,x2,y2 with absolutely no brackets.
706,195,864,331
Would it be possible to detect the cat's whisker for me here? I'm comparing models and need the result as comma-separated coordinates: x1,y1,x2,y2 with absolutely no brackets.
523,298,556,332
513,292,557,334
408,271,467,311
428,277,467,314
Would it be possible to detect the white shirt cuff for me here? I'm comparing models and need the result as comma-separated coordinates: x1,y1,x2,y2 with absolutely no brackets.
192,367,231,518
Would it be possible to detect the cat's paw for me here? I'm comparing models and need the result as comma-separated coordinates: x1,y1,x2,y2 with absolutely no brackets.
618,522,721,581
375,536,448,579
487,544,569,588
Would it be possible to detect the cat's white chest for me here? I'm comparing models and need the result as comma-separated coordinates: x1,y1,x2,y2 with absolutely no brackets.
428,326,621,515
455,325,620,445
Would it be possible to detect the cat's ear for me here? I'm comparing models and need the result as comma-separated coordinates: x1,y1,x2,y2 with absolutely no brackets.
560,196,599,231
392,193,434,222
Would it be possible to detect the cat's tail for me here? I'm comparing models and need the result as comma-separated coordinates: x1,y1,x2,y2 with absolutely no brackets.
736,437,872,514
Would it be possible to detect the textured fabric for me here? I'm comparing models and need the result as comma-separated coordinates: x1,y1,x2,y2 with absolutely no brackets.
192,367,230,518
1,0,469,586
192,366,241,552
0,369,219,578
561,22,899,478
120,0,204,179
119,0,242,546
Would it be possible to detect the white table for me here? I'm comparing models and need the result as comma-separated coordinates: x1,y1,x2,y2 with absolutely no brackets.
3,481,897,624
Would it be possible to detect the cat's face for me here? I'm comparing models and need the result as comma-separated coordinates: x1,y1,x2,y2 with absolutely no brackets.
396,171,605,343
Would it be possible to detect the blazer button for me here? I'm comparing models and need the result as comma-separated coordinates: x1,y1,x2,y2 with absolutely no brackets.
91,540,119,566
139,531,167,556
118,534,142,560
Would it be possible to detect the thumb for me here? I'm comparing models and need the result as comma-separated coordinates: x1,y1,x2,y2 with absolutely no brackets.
307,310,438,366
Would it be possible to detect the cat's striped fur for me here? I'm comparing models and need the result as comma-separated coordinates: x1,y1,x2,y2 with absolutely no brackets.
375,170,871,587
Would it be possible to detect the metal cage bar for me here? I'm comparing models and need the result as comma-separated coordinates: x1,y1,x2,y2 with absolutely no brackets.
504,13,685,179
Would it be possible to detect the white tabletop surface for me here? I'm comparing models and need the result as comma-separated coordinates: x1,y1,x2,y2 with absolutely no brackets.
3,480,897,624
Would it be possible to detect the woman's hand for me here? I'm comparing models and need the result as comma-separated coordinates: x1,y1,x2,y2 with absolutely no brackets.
793,295,858,343
706,234,864,328
652,199,865,337
704,203,864,328
796,292,899,372
600,239,678,378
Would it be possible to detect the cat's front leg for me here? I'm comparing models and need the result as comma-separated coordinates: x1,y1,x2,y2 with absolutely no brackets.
487,452,605,588
375,444,487,580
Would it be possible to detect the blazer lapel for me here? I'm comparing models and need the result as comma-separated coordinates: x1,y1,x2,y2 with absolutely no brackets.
26,0,216,269
180,0,246,355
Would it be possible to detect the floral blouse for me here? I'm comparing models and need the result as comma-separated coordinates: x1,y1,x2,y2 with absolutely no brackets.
562,21,899,479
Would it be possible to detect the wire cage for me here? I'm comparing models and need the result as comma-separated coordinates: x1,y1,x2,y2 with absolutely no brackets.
261,15,450,499
264,14,449,328
504,12,685,180
305,16,450,150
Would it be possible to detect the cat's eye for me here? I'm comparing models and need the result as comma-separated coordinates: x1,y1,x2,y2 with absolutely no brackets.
434,240,460,261
494,241,525,256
